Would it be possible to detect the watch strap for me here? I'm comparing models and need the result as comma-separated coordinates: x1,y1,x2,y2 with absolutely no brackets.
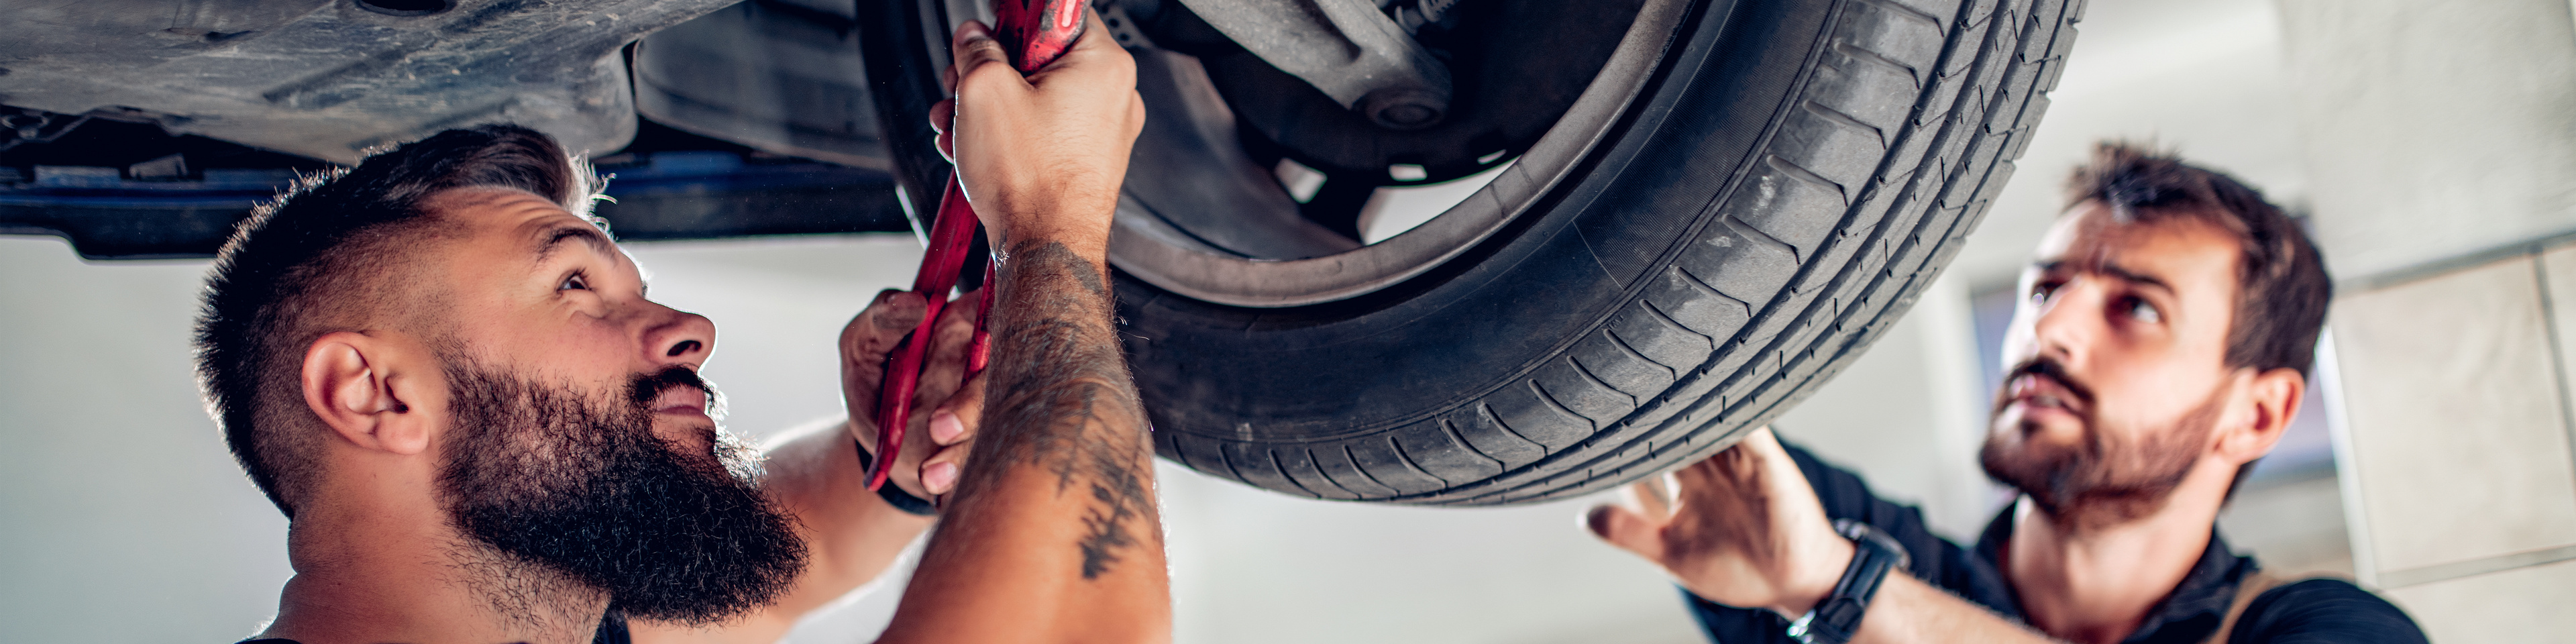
854,437,941,516
1786,519,1911,644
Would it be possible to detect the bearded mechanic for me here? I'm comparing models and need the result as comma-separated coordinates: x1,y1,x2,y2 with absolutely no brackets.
1589,144,2428,644
195,14,1163,644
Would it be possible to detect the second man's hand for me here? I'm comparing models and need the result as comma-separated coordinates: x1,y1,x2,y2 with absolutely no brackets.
1587,427,1854,618
1587,429,2065,644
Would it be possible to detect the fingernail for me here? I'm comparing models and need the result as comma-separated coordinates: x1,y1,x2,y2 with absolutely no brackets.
877,293,926,330
923,462,959,494
1584,505,1617,537
930,410,965,443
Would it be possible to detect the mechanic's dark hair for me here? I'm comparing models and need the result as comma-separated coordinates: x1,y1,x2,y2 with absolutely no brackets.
2063,140,2330,499
195,124,594,517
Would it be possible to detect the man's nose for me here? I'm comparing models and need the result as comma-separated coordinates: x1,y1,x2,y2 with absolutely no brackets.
2027,278,2104,367
639,303,716,369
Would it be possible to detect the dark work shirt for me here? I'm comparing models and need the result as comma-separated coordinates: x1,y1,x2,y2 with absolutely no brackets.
1686,441,2426,644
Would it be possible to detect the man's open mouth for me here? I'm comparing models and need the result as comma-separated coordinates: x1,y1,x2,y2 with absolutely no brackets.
651,386,710,417
2005,370,2089,418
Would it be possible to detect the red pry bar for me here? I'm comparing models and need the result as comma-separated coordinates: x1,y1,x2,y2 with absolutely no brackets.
870,0,1089,492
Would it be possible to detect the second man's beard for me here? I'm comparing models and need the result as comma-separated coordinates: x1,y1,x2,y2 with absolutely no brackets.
435,358,807,626
1979,362,2224,527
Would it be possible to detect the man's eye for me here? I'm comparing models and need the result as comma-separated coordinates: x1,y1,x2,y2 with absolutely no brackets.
2124,297,2162,324
560,272,590,291
2029,282,2060,303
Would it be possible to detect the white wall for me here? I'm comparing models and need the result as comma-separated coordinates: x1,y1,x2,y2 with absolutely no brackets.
0,240,292,642
2270,1,2576,637
2277,0,2576,639
2324,248,2576,643
2276,0,2576,280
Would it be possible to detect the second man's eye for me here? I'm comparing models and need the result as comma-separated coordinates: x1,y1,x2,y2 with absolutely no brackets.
561,272,590,291
2124,297,2162,324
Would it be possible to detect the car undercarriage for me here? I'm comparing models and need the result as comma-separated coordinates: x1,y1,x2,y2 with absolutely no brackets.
1,0,2075,504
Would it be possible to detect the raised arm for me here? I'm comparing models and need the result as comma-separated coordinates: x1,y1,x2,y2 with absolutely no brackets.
875,11,1164,644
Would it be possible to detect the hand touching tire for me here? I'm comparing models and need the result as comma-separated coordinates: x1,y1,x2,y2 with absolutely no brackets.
1586,427,1856,617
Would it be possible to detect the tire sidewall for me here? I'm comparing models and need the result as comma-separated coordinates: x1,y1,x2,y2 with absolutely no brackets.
1118,0,1837,445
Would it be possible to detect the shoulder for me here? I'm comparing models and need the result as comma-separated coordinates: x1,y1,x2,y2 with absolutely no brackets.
2231,578,2428,644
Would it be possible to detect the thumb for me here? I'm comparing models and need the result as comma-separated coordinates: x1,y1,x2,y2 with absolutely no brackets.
948,20,1015,92
929,99,957,163
1587,503,1669,564
846,289,926,361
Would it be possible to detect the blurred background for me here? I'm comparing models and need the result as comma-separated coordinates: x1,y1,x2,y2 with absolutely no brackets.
6,0,2575,641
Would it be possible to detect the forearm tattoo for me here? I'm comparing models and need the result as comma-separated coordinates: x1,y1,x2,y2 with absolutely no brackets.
964,241,1158,580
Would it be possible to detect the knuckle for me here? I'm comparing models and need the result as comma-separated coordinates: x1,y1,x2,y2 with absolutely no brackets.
961,37,1006,60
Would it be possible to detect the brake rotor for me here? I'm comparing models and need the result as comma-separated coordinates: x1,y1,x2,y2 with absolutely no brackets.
1126,0,1640,239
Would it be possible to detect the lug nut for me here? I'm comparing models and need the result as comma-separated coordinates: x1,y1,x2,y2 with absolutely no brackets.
1362,88,1446,130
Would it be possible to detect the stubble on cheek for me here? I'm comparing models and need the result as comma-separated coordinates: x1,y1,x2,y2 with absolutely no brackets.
1982,388,2224,525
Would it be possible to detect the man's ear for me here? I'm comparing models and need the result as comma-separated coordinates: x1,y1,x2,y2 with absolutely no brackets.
2217,367,2304,464
301,331,433,455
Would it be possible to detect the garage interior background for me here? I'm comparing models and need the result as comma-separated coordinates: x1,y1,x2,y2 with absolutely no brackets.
5,0,2573,641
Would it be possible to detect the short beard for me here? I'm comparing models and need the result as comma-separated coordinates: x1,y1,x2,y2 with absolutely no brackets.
1980,368,2224,529
436,359,807,626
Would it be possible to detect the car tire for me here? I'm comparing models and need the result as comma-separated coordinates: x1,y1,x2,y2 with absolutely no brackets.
1116,0,2080,504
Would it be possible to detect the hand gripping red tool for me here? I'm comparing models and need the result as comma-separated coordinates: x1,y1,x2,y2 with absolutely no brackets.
869,0,1089,492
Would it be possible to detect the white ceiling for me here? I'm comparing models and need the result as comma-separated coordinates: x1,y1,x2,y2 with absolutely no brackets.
1953,0,2306,292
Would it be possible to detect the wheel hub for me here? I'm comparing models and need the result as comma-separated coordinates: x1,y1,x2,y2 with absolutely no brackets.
1104,0,1672,307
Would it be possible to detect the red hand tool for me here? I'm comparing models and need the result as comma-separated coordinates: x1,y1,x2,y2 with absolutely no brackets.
869,0,1088,492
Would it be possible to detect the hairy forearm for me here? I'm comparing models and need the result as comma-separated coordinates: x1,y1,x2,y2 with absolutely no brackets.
879,239,1168,644
1853,574,2062,644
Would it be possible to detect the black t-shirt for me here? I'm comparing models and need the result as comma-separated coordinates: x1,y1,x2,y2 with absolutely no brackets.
1685,441,2428,644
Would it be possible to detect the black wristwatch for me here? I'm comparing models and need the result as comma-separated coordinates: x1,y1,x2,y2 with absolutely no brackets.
853,437,941,516
1785,519,1911,644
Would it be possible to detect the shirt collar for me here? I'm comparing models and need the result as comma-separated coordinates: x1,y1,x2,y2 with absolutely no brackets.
1973,502,2261,644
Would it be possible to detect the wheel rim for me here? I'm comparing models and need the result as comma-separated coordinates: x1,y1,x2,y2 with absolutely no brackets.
1106,0,1693,307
